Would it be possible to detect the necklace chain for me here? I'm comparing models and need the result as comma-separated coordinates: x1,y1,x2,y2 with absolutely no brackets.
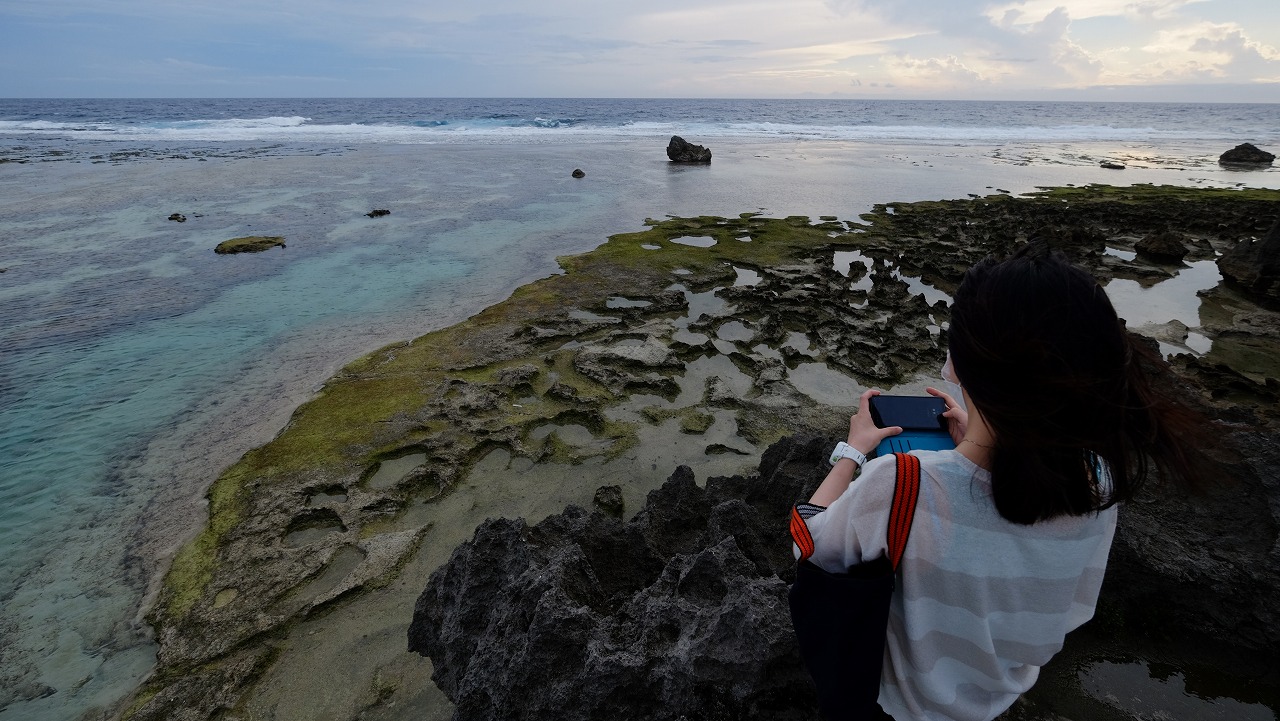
961,438,996,449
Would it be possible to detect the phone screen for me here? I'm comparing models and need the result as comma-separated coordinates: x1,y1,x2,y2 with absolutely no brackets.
868,395,947,431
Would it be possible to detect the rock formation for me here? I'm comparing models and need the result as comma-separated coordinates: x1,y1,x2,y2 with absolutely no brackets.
409,436,825,721
667,135,712,163
572,168,586,178
132,185,1280,721
1219,219,1280,301
213,236,285,254
1135,230,1189,262
366,209,390,217
1219,143,1275,166
411,399,1280,719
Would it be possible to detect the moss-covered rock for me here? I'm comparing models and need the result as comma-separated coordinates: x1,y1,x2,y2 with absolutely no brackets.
214,236,285,254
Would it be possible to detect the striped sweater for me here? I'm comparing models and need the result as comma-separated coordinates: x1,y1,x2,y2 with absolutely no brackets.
796,449,1116,721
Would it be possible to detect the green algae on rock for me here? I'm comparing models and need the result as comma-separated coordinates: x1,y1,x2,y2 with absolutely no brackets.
128,185,1280,721
133,211,940,720
214,236,285,254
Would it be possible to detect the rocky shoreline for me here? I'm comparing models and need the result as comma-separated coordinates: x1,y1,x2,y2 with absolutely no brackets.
123,184,1280,720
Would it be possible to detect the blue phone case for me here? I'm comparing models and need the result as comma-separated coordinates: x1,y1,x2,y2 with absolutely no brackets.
874,430,955,458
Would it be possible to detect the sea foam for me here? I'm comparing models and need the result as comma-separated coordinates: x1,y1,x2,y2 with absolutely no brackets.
0,115,1235,146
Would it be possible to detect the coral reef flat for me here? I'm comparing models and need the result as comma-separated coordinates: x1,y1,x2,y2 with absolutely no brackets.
127,185,1280,721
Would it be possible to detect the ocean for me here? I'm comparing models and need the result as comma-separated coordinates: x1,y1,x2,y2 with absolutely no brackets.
1,98,1277,721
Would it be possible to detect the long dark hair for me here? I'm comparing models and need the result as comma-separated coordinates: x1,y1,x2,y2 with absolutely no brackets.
948,243,1198,525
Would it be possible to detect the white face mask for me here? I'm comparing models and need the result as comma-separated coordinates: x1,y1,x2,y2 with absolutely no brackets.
941,351,959,385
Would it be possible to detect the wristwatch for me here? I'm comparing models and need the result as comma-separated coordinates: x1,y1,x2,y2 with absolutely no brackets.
829,441,867,467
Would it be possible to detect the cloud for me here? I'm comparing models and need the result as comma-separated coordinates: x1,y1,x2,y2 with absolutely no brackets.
1014,7,1104,83
2,0,1278,97
987,0,1205,25
824,1,1105,89
881,54,987,87
1138,22,1280,81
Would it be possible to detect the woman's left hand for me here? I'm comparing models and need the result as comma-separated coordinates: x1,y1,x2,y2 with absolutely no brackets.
926,386,967,447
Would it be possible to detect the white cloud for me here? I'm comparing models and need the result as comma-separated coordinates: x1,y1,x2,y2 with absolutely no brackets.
987,0,1205,26
881,54,987,87
1138,22,1280,81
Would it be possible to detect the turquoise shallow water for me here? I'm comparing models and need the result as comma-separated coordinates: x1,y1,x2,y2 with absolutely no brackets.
0,127,1277,719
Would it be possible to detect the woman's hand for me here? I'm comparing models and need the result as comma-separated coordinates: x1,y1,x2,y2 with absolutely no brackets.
848,389,902,456
808,389,903,506
926,386,967,447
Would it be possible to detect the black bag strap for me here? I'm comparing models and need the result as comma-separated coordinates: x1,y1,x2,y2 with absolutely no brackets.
791,452,921,568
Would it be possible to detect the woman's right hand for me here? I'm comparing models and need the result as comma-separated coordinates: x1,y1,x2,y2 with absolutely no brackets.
848,389,902,456
926,386,968,447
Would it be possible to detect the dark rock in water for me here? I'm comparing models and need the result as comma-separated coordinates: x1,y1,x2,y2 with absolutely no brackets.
1218,219,1280,300
168,213,187,222
592,485,624,517
366,209,390,218
667,135,712,163
1135,230,1189,261
1027,224,1106,252
214,236,285,254
1099,161,1125,170
1219,143,1275,166
409,436,827,721
572,168,585,178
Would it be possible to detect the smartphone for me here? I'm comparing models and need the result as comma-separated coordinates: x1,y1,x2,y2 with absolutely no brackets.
868,395,947,431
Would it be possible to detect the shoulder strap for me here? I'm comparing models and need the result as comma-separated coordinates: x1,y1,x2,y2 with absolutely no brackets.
888,452,921,570
789,452,922,565
790,506,815,561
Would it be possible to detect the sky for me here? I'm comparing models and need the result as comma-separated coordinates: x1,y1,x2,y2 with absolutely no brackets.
1,0,1278,100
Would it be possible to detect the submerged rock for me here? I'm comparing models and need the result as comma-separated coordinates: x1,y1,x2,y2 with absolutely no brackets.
592,485,624,517
168,213,187,222
213,236,285,254
1219,143,1275,166
1135,230,1189,261
1099,161,1125,170
366,209,390,218
572,168,585,178
667,135,712,163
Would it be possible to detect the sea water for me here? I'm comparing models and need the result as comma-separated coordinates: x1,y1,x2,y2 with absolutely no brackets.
0,98,1277,720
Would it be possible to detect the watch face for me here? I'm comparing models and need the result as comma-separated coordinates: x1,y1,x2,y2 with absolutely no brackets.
831,443,860,465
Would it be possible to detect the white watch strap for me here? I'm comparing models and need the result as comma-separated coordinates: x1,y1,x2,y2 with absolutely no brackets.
829,441,867,467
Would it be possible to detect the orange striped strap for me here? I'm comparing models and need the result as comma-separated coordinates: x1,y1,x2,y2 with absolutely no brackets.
789,452,921,566
888,452,921,570
790,505,815,561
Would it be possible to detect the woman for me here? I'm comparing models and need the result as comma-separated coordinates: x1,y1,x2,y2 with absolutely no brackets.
796,244,1196,720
